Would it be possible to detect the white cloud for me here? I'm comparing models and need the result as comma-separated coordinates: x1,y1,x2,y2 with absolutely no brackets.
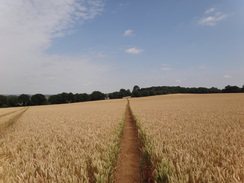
161,64,172,71
224,75,232,78
198,64,208,69
124,29,134,36
0,0,106,94
199,8,228,26
125,48,143,54
199,14,228,26
205,8,215,14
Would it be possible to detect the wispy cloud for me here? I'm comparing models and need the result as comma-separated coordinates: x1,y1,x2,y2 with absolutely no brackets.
125,48,143,54
198,64,208,69
199,8,228,26
224,75,232,78
0,0,106,94
205,8,215,14
124,29,134,36
161,64,172,71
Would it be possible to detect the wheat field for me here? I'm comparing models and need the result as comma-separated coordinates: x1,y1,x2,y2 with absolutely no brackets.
0,99,126,182
130,94,244,183
1,94,243,182
0,107,26,118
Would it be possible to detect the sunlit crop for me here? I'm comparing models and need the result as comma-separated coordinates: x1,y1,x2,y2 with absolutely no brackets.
130,94,244,182
0,107,27,133
0,100,126,182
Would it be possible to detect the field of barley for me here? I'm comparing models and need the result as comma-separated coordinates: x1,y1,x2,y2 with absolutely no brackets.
130,94,244,183
0,99,126,182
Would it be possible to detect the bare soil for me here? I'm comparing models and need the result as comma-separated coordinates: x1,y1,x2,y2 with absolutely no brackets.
113,103,141,183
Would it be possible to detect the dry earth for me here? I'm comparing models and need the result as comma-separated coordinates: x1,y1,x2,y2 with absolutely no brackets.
113,103,141,183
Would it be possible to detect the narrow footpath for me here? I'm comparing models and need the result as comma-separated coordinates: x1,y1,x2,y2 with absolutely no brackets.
113,102,141,183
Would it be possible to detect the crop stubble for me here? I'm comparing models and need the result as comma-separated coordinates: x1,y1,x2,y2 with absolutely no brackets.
130,94,244,182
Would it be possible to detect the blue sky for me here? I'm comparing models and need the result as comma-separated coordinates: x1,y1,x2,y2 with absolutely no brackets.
0,0,243,94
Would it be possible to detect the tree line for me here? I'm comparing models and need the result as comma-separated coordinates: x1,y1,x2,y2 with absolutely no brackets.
0,85,243,108
0,91,105,108
130,85,244,97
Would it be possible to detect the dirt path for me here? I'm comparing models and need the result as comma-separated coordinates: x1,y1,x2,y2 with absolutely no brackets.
113,102,141,183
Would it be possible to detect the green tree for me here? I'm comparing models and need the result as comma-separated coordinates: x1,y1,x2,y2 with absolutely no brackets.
132,85,140,93
18,94,30,106
31,94,47,105
48,94,62,104
74,93,89,102
108,92,121,99
90,91,105,101
222,85,241,93
8,96,19,107
67,92,74,103
0,95,8,107
60,92,69,103
209,87,220,93
132,85,142,97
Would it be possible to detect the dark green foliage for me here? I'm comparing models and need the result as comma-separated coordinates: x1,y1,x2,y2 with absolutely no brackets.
18,94,30,106
48,94,63,104
108,91,121,99
131,85,223,97
1,84,243,108
67,92,74,103
108,89,131,99
89,91,105,101
31,94,47,105
49,92,90,104
222,85,242,93
8,96,19,107
0,95,8,107
74,93,89,102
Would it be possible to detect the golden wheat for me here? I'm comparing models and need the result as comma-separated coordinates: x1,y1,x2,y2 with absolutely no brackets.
0,107,25,117
0,107,27,132
0,99,126,182
130,94,244,183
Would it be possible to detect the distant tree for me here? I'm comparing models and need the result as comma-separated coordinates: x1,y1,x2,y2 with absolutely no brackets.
67,92,74,103
209,87,221,93
132,85,140,93
90,91,105,101
132,90,142,97
74,93,82,102
222,85,241,93
242,85,244,92
126,89,131,96
60,92,69,103
142,90,150,96
108,92,121,99
196,87,209,93
48,94,62,104
119,89,127,97
18,94,30,106
74,93,89,102
132,85,141,97
8,96,19,107
119,89,131,97
0,95,8,107
31,94,47,105
80,93,89,101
